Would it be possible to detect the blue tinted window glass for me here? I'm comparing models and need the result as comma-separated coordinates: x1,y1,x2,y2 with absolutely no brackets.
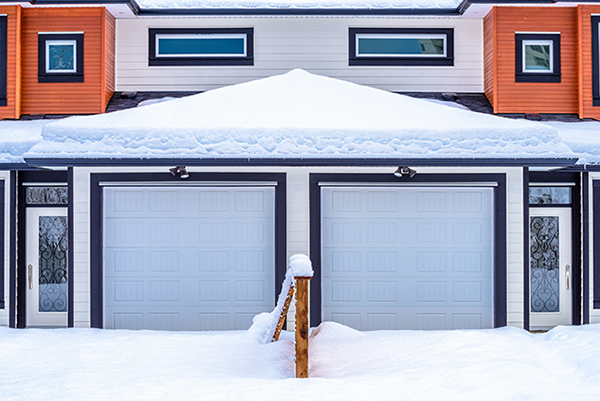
358,38,444,56
48,44,75,71
158,37,245,56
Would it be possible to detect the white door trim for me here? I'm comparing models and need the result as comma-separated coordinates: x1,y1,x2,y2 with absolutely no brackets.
26,208,68,328
529,207,572,330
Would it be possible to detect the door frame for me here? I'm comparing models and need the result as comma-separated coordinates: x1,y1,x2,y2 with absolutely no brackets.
309,172,508,328
16,170,72,329
525,171,581,329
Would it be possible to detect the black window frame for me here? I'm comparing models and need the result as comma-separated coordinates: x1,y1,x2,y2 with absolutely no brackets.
515,33,561,83
349,27,454,66
591,16,600,106
148,28,254,66
38,32,84,83
0,16,7,107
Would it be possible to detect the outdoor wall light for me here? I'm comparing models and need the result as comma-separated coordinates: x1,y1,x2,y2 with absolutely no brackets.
169,166,189,179
393,166,417,179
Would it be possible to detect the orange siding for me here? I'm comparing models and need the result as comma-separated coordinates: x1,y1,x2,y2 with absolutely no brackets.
103,9,115,111
20,7,105,115
578,5,600,120
0,6,21,119
483,8,496,111
493,7,579,114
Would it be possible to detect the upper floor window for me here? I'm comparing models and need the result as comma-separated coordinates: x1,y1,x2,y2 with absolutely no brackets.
148,28,254,66
515,33,560,83
592,16,600,106
0,16,6,107
38,32,84,83
349,28,454,66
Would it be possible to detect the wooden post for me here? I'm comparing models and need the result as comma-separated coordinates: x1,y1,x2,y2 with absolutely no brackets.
295,276,310,378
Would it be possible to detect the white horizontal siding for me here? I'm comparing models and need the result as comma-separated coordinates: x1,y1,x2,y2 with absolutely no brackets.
116,16,483,93
69,166,522,330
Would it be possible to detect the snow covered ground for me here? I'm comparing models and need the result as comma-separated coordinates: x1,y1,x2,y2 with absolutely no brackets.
1,323,600,401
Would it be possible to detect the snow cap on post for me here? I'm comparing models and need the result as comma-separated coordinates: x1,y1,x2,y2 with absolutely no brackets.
289,254,314,278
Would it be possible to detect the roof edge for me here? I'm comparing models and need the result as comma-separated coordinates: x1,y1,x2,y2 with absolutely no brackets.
21,157,579,168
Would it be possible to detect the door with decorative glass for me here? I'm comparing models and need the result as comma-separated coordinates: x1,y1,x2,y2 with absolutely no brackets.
529,208,572,329
26,208,68,327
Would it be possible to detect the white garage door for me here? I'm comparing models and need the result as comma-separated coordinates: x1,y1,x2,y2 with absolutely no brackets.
321,186,494,331
103,186,275,331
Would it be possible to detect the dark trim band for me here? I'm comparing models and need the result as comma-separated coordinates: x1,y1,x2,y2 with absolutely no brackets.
22,157,580,168
523,167,530,330
9,171,16,327
582,172,589,323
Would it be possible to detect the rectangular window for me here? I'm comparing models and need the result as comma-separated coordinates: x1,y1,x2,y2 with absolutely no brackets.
515,33,560,83
591,16,600,106
149,28,253,66
38,33,83,83
349,28,454,66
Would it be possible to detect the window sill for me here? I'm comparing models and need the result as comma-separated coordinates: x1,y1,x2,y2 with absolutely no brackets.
515,73,561,83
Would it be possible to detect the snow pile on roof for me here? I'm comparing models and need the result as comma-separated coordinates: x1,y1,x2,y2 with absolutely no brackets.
545,121,600,164
137,0,462,10
27,69,574,160
0,121,49,163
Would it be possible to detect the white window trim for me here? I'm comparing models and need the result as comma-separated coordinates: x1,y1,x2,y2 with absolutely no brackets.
155,33,247,58
355,33,447,58
45,40,77,73
522,39,554,73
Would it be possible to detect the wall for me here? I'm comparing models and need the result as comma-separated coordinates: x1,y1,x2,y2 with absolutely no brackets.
103,9,116,111
577,5,600,120
20,7,112,116
0,6,21,120
71,165,524,329
116,16,484,93
483,8,495,110
484,6,579,114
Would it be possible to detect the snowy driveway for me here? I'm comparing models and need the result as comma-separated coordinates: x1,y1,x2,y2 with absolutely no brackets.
1,324,600,400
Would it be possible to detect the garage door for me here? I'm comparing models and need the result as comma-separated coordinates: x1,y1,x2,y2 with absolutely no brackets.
321,186,493,331
103,186,275,331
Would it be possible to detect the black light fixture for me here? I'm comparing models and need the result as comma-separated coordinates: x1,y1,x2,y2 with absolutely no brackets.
169,166,189,179
393,166,417,179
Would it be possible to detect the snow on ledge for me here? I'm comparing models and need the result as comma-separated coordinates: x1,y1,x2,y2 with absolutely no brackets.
26,69,574,161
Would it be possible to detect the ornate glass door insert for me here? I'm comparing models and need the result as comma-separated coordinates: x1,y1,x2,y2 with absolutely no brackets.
529,208,572,329
530,216,559,313
38,216,68,312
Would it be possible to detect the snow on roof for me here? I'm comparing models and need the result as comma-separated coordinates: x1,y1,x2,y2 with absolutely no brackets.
0,120,49,164
25,69,573,161
136,0,463,10
544,121,600,165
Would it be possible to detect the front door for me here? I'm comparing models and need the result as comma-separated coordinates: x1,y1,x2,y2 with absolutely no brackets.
529,208,572,329
26,208,68,327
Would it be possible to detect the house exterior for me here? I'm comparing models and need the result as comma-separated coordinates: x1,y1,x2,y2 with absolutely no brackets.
0,0,599,333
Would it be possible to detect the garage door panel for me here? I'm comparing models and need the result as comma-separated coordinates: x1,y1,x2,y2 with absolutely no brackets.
104,187,275,331
324,307,492,331
322,186,494,331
